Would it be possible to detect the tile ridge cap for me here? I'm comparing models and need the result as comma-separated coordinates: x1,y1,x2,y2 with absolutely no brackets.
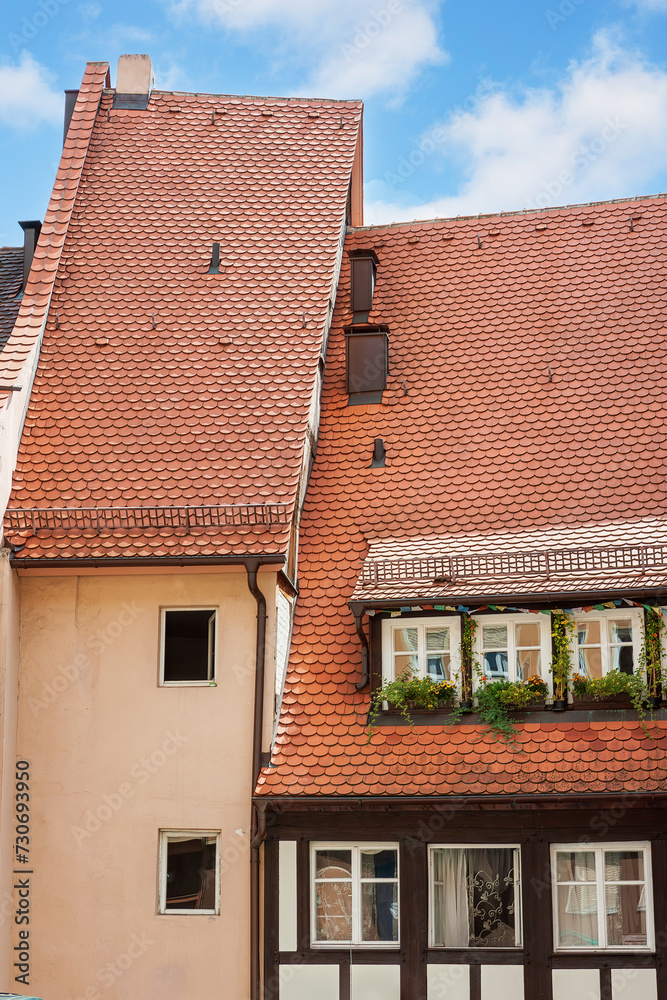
151,89,363,107
348,192,667,233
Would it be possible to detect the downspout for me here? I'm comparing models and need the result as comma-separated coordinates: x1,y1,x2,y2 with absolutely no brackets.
246,559,268,1000
351,603,369,691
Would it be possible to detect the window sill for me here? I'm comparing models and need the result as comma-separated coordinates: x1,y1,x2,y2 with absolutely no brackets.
373,705,667,726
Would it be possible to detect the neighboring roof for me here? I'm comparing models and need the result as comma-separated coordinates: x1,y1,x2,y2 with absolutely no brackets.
4,69,362,562
0,247,22,351
257,195,667,798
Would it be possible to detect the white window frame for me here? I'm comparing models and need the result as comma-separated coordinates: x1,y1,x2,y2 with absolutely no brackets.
572,608,642,679
551,842,653,952
159,606,217,686
428,843,523,949
158,830,220,915
310,842,400,949
381,615,461,684
473,613,551,687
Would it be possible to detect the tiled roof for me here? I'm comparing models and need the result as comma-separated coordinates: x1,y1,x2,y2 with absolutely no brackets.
257,195,667,798
0,248,22,352
4,69,362,561
352,518,667,602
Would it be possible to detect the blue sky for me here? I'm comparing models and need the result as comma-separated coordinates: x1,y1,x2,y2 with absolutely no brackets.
2,0,667,244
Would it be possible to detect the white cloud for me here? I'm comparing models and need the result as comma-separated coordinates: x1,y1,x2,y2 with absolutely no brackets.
364,33,667,224
0,52,61,130
167,0,446,99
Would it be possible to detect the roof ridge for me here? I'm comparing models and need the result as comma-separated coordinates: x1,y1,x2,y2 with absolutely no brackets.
350,192,667,233
112,89,364,108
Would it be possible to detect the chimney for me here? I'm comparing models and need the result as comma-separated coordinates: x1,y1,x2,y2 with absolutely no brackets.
63,89,79,144
113,54,154,110
17,221,42,298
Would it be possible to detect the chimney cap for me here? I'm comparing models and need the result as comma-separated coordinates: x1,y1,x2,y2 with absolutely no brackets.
19,220,42,232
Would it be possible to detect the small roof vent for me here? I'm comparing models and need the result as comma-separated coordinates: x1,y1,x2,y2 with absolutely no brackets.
113,54,154,110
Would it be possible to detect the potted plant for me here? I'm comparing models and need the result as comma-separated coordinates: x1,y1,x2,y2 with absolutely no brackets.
571,670,644,712
550,612,574,711
475,676,549,740
459,615,476,710
367,669,458,736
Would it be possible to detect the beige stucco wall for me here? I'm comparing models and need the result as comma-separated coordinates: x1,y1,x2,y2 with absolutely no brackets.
0,549,21,985
11,567,277,1000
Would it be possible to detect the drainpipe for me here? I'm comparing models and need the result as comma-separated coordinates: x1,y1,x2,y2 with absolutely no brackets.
246,559,268,1000
350,602,369,690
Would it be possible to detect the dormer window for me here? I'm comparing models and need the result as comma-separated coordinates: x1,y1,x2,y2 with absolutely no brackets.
381,615,461,684
349,249,379,323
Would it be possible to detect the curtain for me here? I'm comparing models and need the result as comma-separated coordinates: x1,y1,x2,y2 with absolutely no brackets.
433,849,468,947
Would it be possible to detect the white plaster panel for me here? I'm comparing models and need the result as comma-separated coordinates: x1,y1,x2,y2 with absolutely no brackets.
427,963,470,1000
553,968,600,1000
612,968,657,999
278,841,298,952
481,964,523,999
279,964,339,1000
350,964,400,1000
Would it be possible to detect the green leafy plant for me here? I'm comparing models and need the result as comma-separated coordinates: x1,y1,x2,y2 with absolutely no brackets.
475,676,549,741
640,608,664,698
459,614,477,704
571,669,649,727
367,668,457,736
550,613,574,701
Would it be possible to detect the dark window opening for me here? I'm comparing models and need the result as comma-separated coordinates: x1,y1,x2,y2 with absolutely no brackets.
162,609,216,683
346,328,389,405
164,835,217,911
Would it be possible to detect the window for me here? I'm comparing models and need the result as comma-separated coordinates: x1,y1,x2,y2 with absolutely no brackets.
160,608,216,684
429,846,522,948
573,609,642,678
474,614,550,684
311,843,399,947
552,843,653,951
158,831,220,914
381,616,461,683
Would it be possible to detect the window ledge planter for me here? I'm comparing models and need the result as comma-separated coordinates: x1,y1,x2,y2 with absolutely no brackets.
572,692,632,710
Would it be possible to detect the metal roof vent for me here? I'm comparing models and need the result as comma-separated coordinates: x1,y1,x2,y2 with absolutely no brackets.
349,249,379,323
208,243,221,274
16,220,42,299
113,54,154,110
345,326,389,405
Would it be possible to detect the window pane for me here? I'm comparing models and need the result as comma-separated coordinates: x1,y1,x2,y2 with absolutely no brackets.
556,851,596,882
315,849,352,879
165,836,217,910
394,628,418,652
431,848,519,948
611,644,634,674
426,628,449,651
163,610,214,682
515,623,540,647
606,884,647,947
484,651,508,679
395,654,418,675
557,885,599,947
610,619,633,644
577,620,601,645
606,851,644,882
361,849,398,880
482,625,507,650
315,882,352,941
427,654,450,681
516,649,541,681
578,647,603,679
361,882,398,942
